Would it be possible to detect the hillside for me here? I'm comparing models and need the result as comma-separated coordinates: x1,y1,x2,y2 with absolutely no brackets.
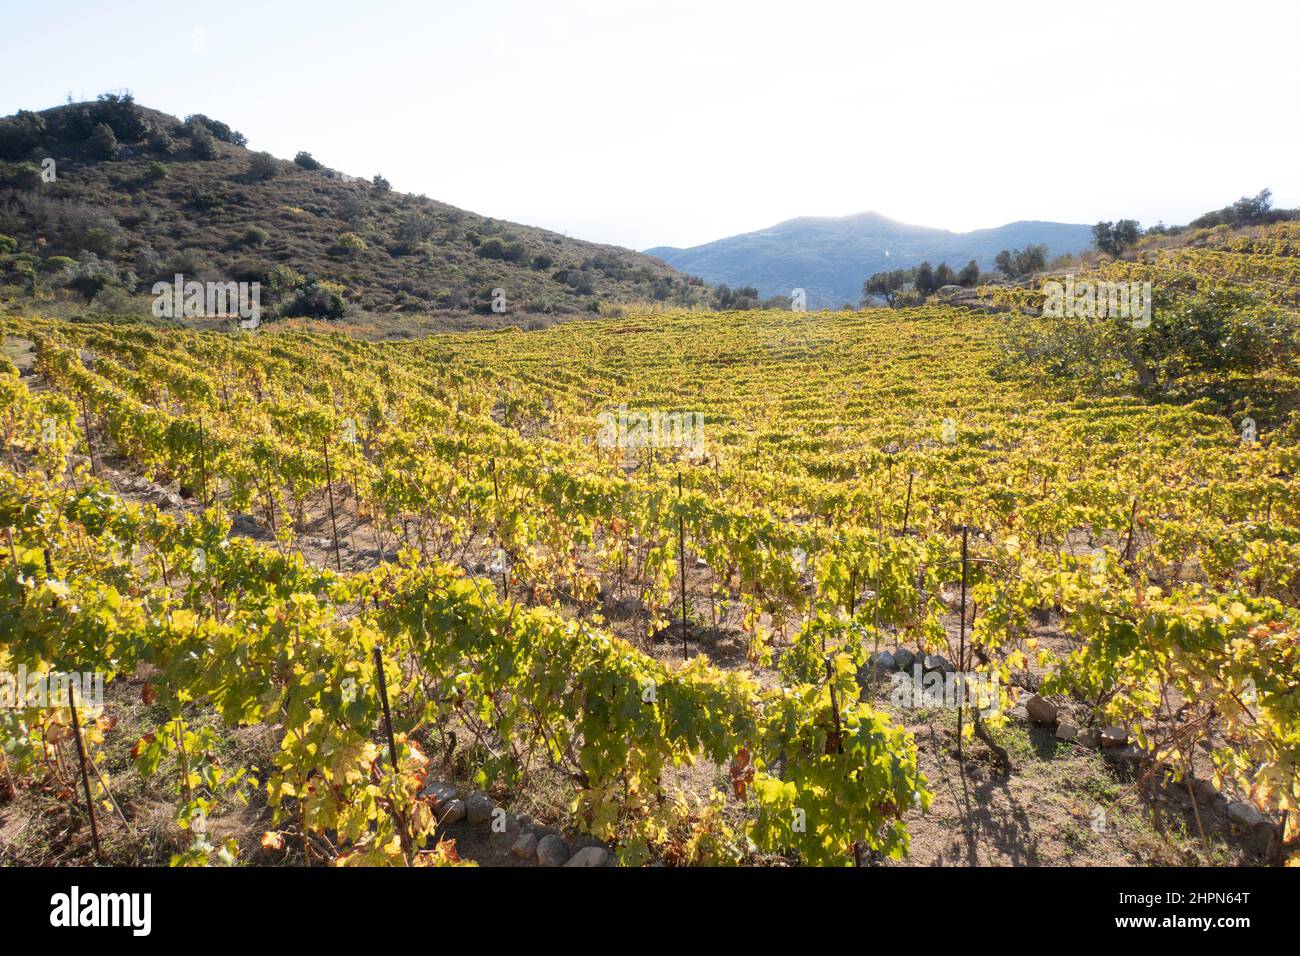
646,211,1094,306
0,97,709,322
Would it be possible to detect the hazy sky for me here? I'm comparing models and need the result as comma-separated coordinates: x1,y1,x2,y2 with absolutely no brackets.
3,0,1297,250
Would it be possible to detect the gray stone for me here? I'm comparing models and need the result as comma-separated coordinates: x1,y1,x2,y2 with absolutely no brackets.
871,650,896,673
421,779,459,804
1227,801,1276,855
465,791,497,826
1100,726,1128,748
536,833,569,867
1076,729,1101,749
438,798,466,824
1108,744,1146,764
1190,777,1219,804
564,846,613,867
923,654,954,674
510,833,538,859
1227,800,1266,828
1055,723,1078,742
892,647,916,672
1025,694,1059,726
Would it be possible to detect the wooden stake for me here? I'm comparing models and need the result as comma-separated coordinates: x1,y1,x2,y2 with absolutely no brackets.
68,684,102,863
197,414,207,507
373,645,399,773
323,435,342,571
491,458,508,598
79,394,96,478
901,471,913,535
678,470,688,660
957,525,969,758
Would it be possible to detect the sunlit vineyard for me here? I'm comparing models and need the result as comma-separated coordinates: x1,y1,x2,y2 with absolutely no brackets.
2,230,1298,866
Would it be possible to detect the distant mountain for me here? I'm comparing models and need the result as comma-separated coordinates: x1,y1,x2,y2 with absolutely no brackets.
0,97,710,320
645,212,1095,307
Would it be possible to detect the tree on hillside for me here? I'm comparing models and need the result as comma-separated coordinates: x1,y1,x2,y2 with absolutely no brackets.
934,262,956,287
92,91,151,141
956,260,981,286
0,110,47,160
714,283,760,310
862,268,912,307
994,244,1047,278
1189,189,1278,229
294,151,322,170
184,114,246,146
914,261,937,295
1092,219,1142,257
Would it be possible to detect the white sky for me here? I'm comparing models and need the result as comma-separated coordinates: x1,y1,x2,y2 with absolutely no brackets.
3,0,1297,249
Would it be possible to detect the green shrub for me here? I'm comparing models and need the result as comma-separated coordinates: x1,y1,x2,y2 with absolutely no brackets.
188,124,218,160
184,114,246,146
284,278,347,320
0,110,46,160
0,162,40,190
40,255,77,274
247,151,279,181
148,131,177,155
335,232,367,255
88,122,118,160
241,225,269,247
294,151,322,170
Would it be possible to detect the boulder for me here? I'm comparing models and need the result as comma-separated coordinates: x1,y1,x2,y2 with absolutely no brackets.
564,846,613,867
923,654,954,674
1076,729,1102,749
438,798,466,825
892,647,916,672
465,791,497,826
1100,726,1128,748
536,833,569,867
1025,694,1058,726
231,513,260,532
1227,800,1266,828
421,780,459,804
1227,801,1276,855
1055,722,1078,742
871,650,896,673
510,833,538,859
